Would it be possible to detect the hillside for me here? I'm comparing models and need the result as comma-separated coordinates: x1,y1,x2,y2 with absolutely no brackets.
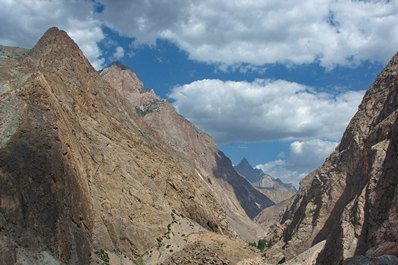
0,27,264,264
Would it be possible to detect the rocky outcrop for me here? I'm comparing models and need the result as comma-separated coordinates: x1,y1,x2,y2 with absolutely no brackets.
235,158,296,203
278,52,398,264
100,62,273,240
0,27,238,264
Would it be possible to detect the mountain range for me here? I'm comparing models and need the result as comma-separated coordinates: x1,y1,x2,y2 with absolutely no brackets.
1,27,398,265
0,27,273,265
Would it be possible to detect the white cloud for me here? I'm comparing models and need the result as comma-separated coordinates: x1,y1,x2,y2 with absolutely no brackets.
169,79,364,143
113,46,125,60
256,139,338,186
97,0,398,69
2,1,397,70
0,0,105,69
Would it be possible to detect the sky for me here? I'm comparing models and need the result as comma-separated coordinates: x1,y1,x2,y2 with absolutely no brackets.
1,0,397,186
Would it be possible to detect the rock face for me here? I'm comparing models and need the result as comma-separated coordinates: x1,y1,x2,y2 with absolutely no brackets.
235,158,296,203
100,62,273,239
0,27,260,264
278,52,398,264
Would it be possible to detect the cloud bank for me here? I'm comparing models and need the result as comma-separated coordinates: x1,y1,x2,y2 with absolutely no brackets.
170,78,363,185
169,79,364,143
98,0,398,69
256,139,338,186
2,1,397,69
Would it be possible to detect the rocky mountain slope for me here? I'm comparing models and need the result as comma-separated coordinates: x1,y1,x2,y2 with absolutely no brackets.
100,62,273,240
235,158,296,203
273,52,398,264
0,28,263,264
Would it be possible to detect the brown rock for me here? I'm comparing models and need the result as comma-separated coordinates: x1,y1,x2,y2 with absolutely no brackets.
0,27,233,264
277,52,398,264
100,62,274,242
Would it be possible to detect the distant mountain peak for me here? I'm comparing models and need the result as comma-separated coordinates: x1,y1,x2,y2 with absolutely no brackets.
235,158,264,183
238,157,251,167
234,158,296,203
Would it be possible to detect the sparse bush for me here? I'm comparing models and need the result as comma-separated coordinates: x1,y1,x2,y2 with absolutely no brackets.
257,239,272,252
94,249,110,265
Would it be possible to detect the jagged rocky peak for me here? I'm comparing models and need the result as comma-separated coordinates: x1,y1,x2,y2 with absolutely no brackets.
27,27,93,72
101,61,144,90
234,158,296,204
234,157,264,183
271,51,398,264
100,61,157,110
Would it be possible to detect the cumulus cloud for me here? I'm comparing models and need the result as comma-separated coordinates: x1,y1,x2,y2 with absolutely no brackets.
3,1,397,70
97,0,398,69
113,46,125,60
0,0,104,69
256,139,338,186
169,79,364,143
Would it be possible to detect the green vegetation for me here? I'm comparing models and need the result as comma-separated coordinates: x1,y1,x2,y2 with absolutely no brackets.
248,239,272,252
257,239,272,252
248,242,257,248
134,256,144,265
94,249,110,265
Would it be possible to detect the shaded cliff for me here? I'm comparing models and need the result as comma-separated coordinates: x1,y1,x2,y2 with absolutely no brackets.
278,52,398,264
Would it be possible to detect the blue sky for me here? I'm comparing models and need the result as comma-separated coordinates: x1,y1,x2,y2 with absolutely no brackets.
1,0,396,186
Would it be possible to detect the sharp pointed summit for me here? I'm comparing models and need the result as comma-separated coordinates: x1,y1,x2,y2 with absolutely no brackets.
28,27,93,71
108,61,129,70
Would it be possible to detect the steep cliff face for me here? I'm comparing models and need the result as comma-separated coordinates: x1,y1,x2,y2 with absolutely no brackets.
100,63,273,240
0,28,248,264
279,52,398,264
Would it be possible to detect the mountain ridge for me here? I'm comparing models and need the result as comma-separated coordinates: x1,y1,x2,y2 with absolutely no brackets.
268,51,398,264
0,27,264,264
100,61,274,241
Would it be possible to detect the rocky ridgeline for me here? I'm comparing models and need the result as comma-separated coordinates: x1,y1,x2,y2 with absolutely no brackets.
0,27,264,264
266,52,398,264
100,61,274,242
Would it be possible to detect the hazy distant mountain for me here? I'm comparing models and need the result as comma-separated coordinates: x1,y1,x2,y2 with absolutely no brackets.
234,158,265,183
234,158,296,203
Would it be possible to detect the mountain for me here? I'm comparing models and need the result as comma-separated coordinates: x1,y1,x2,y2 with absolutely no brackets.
100,62,274,241
271,52,398,264
0,27,264,264
234,158,264,183
235,158,296,203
